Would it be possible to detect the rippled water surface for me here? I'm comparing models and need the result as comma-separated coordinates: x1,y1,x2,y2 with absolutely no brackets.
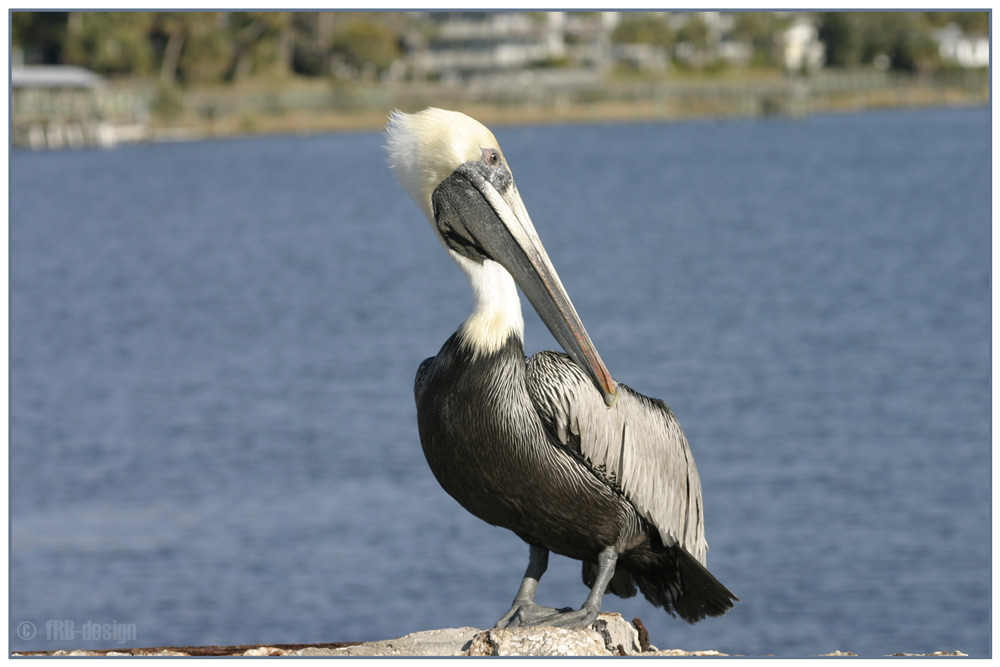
11,107,990,656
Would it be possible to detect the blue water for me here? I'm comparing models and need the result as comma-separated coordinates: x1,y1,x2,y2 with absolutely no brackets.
10,107,990,657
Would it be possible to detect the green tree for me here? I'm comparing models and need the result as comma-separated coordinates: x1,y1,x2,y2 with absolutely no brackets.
290,12,334,76
12,11,70,63
925,11,988,35
62,11,155,76
228,11,292,83
730,11,787,68
673,13,713,69
152,12,199,85
952,11,989,35
329,18,401,79
610,12,673,47
165,12,232,85
183,16,233,84
817,12,864,67
819,11,942,72
861,13,941,73
675,14,710,51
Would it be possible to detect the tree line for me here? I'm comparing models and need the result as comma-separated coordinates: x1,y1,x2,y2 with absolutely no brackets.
13,12,411,86
12,11,989,88
613,11,987,73
817,12,986,72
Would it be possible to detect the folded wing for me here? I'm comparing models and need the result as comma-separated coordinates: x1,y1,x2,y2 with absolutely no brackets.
526,351,708,564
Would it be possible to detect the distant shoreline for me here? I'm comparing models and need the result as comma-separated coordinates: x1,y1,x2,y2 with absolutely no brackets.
150,73,992,141
137,99,988,147
13,70,988,149
201,96,989,138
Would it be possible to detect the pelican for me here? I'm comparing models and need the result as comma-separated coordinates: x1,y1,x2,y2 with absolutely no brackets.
385,108,736,629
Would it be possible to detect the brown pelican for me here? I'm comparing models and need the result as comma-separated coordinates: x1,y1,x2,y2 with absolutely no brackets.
385,108,736,629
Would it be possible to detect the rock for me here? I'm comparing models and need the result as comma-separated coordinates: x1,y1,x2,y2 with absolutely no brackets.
295,613,647,657
241,646,285,656
295,647,340,656
641,648,730,657
48,649,138,656
11,637,970,657
469,626,609,656
592,612,642,654
307,626,482,657
14,614,733,657
467,612,643,656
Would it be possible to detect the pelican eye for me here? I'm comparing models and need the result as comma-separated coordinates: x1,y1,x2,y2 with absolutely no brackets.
481,148,501,168
476,148,511,192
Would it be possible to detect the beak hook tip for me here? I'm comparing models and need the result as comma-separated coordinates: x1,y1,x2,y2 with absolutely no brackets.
604,384,619,408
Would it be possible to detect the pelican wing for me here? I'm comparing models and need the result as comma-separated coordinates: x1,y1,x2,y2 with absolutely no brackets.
526,351,708,564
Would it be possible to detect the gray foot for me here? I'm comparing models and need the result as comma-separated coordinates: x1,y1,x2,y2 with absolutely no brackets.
494,601,572,628
495,602,600,629
525,605,601,629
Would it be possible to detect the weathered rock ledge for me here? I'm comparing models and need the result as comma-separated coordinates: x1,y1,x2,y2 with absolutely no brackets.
15,614,725,657
12,613,968,657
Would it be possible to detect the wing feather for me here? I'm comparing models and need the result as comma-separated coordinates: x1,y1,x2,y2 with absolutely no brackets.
526,351,708,564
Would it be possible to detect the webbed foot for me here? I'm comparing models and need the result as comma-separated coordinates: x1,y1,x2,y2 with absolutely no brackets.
494,601,572,628
522,605,601,628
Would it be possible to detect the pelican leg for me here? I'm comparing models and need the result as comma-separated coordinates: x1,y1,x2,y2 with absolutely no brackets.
524,545,619,629
494,545,571,628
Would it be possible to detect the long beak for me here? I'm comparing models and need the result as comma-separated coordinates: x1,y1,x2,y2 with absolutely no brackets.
435,164,618,406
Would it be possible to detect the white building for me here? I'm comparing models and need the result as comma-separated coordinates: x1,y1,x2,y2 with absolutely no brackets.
934,23,989,68
777,16,825,72
408,12,564,83
405,11,621,83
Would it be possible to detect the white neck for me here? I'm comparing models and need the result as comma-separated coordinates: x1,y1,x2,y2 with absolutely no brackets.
452,252,524,356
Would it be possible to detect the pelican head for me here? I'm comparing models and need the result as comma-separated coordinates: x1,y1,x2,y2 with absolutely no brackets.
386,108,617,406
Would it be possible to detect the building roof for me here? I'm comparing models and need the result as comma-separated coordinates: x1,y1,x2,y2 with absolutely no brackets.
11,65,103,89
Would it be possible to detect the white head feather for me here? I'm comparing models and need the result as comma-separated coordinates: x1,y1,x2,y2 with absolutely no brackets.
385,108,508,224
385,108,523,354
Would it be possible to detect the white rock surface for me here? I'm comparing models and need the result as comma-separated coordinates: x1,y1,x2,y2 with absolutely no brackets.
469,625,608,656
13,613,966,658
294,626,482,656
